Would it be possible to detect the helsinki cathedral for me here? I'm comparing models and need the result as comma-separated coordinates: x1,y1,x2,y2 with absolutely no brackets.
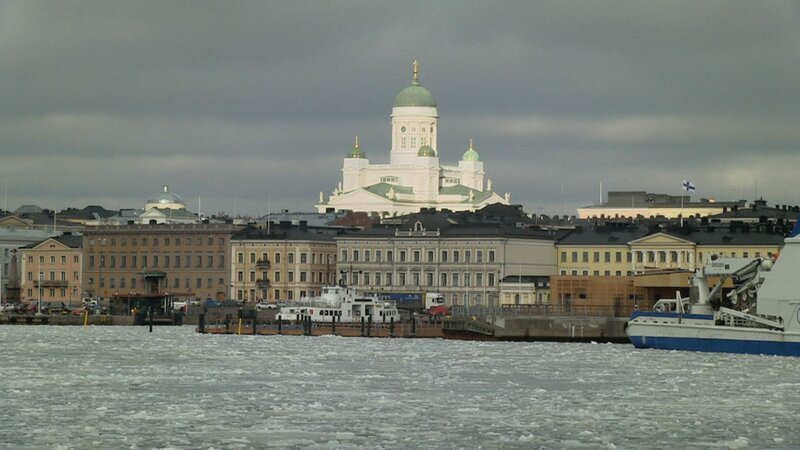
316,61,510,216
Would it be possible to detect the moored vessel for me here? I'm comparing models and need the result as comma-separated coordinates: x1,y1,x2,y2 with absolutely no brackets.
276,285,400,324
626,236,800,356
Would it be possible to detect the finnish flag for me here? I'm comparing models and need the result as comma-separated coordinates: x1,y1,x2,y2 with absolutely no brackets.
682,179,696,193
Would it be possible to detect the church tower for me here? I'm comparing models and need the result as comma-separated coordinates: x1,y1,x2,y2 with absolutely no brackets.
390,61,439,166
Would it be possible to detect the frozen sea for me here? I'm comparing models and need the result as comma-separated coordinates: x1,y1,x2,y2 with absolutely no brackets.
1,326,799,450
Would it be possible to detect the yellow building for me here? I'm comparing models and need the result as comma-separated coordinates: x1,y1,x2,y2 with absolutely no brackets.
557,222,783,276
230,223,338,303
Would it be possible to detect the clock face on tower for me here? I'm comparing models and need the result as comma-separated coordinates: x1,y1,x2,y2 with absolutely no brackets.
401,126,407,133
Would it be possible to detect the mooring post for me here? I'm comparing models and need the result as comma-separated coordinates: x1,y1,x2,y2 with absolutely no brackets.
252,315,257,335
198,313,205,334
277,317,282,334
411,317,416,338
148,306,154,333
390,316,394,338
360,316,365,337
331,314,336,334
225,314,230,333
367,315,372,337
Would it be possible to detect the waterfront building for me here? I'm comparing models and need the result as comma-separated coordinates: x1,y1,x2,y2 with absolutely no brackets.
498,275,551,306
87,185,200,225
578,191,745,220
335,208,563,306
317,61,509,216
82,223,243,301
553,219,786,314
18,233,83,307
0,214,61,302
230,222,339,303
556,220,785,276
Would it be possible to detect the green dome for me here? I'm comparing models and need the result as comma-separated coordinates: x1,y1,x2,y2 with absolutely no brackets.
394,83,437,108
393,60,436,107
348,136,365,158
417,145,436,157
462,139,480,161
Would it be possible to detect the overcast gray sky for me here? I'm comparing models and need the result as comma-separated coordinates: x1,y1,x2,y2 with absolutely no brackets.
1,1,798,217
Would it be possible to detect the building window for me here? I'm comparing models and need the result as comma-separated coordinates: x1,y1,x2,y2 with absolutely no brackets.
274,271,281,282
288,271,294,282
440,273,447,286
582,252,589,263
288,253,294,264
399,272,406,286
399,251,406,262
353,251,359,262
452,273,459,287
300,272,307,282
250,272,256,282
561,252,567,262
375,250,382,261
237,253,244,263
275,252,281,264
488,251,495,262
453,251,460,263
572,252,578,262
387,250,393,262
364,251,370,262
341,250,347,262
413,251,420,262
441,251,448,262
465,251,472,262
237,271,243,282
488,273,495,287
300,253,307,264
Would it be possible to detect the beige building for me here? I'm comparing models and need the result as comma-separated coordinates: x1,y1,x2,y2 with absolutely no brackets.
578,191,745,220
230,223,338,303
82,223,243,301
19,233,83,307
557,222,783,276
335,212,559,306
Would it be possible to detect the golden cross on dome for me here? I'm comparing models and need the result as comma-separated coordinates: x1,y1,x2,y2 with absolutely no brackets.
412,60,419,83
354,135,359,148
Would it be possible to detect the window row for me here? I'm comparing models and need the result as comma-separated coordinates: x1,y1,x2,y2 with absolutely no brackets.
26,255,80,264
89,236,226,247
342,271,496,288
341,249,496,264
235,251,335,265
88,254,225,269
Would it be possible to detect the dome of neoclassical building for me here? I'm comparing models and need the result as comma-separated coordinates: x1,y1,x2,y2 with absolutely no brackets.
145,185,186,210
316,61,509,216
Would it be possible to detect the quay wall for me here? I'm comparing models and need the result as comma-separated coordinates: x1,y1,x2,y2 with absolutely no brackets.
0,314,135,326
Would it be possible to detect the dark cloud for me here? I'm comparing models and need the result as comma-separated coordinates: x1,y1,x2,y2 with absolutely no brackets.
1,1,798,215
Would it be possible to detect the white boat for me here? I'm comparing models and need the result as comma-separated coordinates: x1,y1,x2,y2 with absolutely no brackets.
276,285,400,324
626,236,800,356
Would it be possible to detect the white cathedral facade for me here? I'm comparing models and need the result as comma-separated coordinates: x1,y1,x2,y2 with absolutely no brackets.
316,61,510,216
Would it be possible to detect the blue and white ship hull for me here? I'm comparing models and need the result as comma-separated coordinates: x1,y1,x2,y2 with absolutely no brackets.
626,312,800,357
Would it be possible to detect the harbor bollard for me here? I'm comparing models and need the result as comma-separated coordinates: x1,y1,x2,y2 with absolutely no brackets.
148,307,154,333
390,317,394,337
360,316,365,337
277,318,282,334
411,318,416,338
367,315,372,337
307,315,313,336
331,315,336,334
198,313,205,334
252,317,257,335
225,314,230,333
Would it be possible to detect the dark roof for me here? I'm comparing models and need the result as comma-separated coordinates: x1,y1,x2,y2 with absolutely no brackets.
558,222,785,246
231,225,339,242
58,205,116,220
21,233,82,249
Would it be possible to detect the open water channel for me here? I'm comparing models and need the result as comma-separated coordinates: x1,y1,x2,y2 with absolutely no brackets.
1,326,799,449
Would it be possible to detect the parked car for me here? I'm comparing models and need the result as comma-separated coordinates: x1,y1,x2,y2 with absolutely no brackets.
189,299,201,306
203,299,222,308
1,303,16,312
256,301,278,310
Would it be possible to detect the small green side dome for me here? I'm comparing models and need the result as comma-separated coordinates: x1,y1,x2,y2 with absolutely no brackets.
348,136,365,158
417,145,436,157
462,139,480,161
